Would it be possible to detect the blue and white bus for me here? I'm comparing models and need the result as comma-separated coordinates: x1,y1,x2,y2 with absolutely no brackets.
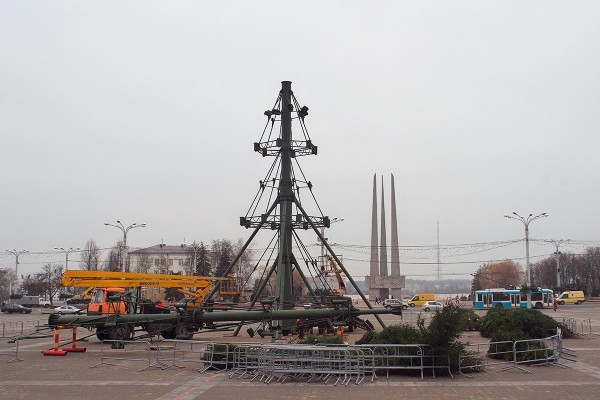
473,288,554,309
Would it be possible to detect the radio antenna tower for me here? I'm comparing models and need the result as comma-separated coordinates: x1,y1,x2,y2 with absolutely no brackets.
436,218,442,282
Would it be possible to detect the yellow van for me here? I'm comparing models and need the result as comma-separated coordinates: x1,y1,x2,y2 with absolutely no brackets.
407,293,435,307
556,291,586,305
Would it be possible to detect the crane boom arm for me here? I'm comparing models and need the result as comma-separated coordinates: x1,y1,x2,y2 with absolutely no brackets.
61,270,228,288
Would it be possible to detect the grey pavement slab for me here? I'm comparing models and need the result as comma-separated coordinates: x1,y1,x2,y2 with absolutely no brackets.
1,303,600,399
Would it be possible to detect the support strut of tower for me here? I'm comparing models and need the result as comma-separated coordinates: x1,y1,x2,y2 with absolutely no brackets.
203,81,385,334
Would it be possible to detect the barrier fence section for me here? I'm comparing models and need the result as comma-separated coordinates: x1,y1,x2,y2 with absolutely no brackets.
558,317,595,337
459,340,515,375
0,320,43,338
229,344,366,386
90,340,160,371
353,344,427,380
156,340,232,372
509,334,561,373
91,340,453,385
226,343,449,385
228,345,263,381
0,339,22,363
84,332,568,384
459,330,566,376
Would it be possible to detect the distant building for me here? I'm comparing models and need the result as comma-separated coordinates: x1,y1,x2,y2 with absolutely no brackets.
128,244,192,275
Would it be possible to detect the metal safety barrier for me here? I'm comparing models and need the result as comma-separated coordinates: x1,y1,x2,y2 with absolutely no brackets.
459,340,515,375
508,335,560,373
0,339,22,363
90,340,161,371
228,345,264,381
0,320,43,338
459,329,567,376
226,343,449,385
353,344,426,380
229,344,366,386
156,339,233,372
577,318,594,337
559,317,595,337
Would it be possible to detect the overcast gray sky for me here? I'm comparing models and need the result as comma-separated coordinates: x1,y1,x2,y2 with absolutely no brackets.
1,1,599,282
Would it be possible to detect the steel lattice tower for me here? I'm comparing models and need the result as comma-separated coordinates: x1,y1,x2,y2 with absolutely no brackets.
204,81,384,335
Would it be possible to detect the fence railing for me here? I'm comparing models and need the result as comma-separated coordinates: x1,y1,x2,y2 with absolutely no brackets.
459,329,568,376
155,339,233,372
90,340,162,371
0,339,22,363
0,320,43,338
86,333,568,384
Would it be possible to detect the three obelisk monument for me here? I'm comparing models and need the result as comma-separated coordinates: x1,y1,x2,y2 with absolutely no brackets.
365,174,405,300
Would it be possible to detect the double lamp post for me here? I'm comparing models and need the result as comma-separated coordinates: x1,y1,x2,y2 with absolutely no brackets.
104,221,146,273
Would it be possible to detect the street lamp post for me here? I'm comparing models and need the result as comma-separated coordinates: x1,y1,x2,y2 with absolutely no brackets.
504,212,548,308
54,247,80,271
188,241,202,276
104,221,146,273
504,212,548,286
5,249,28,294
545,239,569,288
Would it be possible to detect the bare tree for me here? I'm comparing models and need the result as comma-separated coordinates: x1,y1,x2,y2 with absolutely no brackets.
531,257,557,288
232,238,255,292
0,268,17,302
211,239,235,277
41,263,63,303
472,260,524,290
586,247,600,295
20,274,47,296
80,238,101,270
104,241,123,271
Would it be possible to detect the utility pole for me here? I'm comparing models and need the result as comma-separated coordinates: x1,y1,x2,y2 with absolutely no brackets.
546,239,569,288
104,221,146,272
188,241,202,276
54,247,80,271
436,218,442,282
504,212,548,309
504,212,548,286
5,249,28,294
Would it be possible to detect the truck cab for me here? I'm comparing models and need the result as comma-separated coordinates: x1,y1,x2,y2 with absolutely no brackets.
87,288,126,315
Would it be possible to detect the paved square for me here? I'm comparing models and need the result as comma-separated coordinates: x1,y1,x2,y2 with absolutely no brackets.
1,303,599,399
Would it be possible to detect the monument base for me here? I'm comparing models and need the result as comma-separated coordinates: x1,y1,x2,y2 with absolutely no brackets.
365,275,405,301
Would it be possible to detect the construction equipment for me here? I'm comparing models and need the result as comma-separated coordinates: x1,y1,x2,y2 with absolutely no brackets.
48,299,401,340
50,270,400,341
67,287,95,304
61,270,232,305
56,270,235,340
318,255,347,296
